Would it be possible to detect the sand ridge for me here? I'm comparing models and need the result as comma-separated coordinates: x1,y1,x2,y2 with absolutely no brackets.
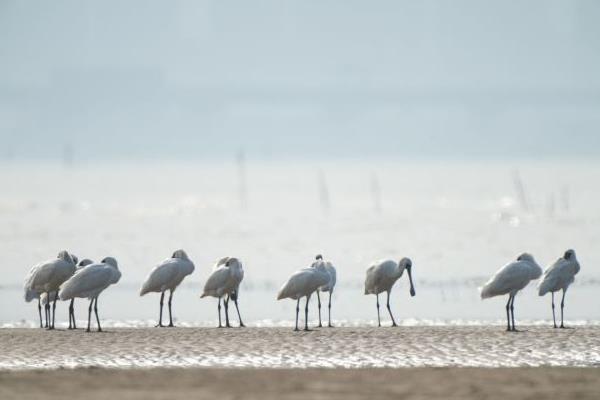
0,326,599,369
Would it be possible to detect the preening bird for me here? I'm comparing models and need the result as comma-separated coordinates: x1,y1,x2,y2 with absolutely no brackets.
41,258,92,329
201,257,245,328
364,258,416,327
140,249,195,327
313,254,336,328
24,251,78,329
538,249,580,328
277,261,330,331
480,253,542,331
59,257,121,332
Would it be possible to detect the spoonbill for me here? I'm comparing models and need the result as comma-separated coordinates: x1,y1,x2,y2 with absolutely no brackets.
364,258,416,327
59,257,121,332
201,257,245,328
277,261,330,331
313,254,336,328
480,253,542,331
24,251,78,329
140,249,195,327
42,258,93,329
538,249,580,328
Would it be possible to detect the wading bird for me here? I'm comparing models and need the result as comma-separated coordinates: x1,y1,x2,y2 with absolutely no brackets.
313,255,336,327
140,250,195,327
201,257,245,327
480,253,542,331
24,251,78,329
364,258,416,327
538,249,580,328
59,257,121,332
277,261,330,331
41,258,92,329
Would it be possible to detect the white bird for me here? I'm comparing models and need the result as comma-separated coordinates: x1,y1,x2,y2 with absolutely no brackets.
24,251,78,329
313,254,336,328
480,253,542,331
59,257,121,332
42,258,93,329
201,257,245,328
277,261,330,331
538,249,580,328
140,249,195,327
364,258,416,327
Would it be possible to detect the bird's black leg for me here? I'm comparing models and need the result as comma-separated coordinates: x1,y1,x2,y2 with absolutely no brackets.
167,290,174,327
233,293,245,327
94,297,102,332
224,295,231,328
86,298,93,332
38,298,43,328
68,299,75,329
327,291,333,327
560,289,567,329
217,297,222,328
294,298,300,331
304,295,311,331
510,295,516,332
505,295,512,331
551,292,557,328
386,290,397,327
317,291,322,328
376,293,381,327
51,290,59,329
156,291,165,327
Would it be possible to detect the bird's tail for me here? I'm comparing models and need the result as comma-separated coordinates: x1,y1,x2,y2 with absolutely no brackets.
537,278,552,296
479,282,496,299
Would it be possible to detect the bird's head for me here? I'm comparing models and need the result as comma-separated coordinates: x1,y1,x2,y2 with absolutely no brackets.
101,257,119,269
516,253,535,263
172,249,189,260
400,258,416,297
315,254,323,261
57,250,75,264
78,259,93,268
564,249,576,261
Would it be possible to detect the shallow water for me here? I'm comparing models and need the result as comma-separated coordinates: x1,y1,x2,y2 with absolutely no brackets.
1,327,599,370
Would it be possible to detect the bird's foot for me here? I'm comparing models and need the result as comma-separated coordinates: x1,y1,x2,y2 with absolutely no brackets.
327,324,334,328
97,328,103,332
154,323,164,328
86,328,91,333
318,323,323,328
560,325,574,329
391,323,398,327
303,328,312,332
239,323,246,328
167,323,175,328
293,327,300,332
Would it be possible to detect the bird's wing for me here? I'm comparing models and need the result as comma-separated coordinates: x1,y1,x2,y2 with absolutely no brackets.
23,263,42,300
202,267,231,296
538,258,576,295
325,262,336,288
59,265,113,300
140,260,178,295
481,261,531,298
278,268,315,299
29,260,58,290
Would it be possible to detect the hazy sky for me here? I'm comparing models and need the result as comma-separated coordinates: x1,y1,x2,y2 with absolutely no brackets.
1,0,599,161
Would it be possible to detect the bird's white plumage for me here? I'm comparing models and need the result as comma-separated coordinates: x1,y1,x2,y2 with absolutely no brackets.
317,261,336,292
41,259,94,305
364,259,410,295
59,257,121,300
140,250,195,296
538,249,580,296
201,257,244,298
480,253,542,299
277,263,330,300
25,251,77,297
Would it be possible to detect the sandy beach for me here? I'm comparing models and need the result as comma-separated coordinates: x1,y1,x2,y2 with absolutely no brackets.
1,326,599,369
1,367,599,400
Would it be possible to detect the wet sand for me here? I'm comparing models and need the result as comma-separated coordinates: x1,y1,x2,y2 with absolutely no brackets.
1,326,599,369
1,367,599,400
